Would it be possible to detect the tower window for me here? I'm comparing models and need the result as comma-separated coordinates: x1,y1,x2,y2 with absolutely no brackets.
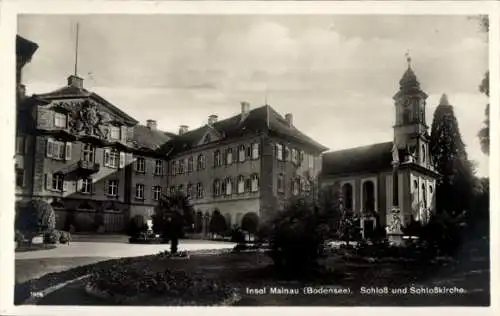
421,145,426,163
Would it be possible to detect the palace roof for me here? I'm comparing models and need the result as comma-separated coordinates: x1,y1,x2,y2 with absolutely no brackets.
162,104,328,156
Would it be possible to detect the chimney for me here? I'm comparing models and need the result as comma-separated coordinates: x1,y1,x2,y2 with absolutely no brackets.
241,101,250,116
179,125,189,135
208,114,218,126
146,119,157,130
285,113,293,126
67,75,84,89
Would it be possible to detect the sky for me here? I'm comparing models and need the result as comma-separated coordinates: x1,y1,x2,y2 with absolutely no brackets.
18,14,489,176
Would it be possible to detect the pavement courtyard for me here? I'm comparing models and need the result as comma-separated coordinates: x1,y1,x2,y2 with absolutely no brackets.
15,235,236,283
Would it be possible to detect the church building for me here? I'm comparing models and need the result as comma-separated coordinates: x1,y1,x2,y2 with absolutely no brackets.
320,58,441,239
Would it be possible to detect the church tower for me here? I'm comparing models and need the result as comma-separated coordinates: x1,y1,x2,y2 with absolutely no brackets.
393,55,431,169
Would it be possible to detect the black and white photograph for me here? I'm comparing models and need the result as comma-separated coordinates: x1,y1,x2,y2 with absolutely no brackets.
1,0,496,312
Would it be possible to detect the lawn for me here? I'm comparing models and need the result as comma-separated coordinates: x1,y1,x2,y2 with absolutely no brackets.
17,239,490,306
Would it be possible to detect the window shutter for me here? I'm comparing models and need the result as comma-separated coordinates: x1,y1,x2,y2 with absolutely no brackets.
46,138,54,158
120,126,127,143
63,179,69,192
65,142,72,161
45,173,52,190
119,152,126,169
77,179,83,192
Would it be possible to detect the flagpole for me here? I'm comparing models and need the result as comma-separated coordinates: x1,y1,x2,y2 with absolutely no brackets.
74,22,80,76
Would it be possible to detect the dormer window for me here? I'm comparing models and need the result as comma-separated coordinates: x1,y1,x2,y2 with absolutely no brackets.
110,126,120,140
54,112,67,128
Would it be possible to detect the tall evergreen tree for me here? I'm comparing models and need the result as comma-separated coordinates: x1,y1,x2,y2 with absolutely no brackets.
477,15,489,156
430,94,476,216
478,71,489,155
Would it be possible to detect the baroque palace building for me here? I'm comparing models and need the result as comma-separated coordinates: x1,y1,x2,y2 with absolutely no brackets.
15,35,327,234
320,59,440,239
163,102,327,234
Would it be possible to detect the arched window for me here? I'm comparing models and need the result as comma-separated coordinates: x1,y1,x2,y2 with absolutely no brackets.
238,145,246,162
421,145,426,163
214,150,222,167
195,211,203,233
403,106,411,124
342,183,354,210
362,180,375,212
213,179,221,197
251,174,259,192
226,148,233,165
422,184,427,209
197,154,205,170
187,156,194,173
413,180,418,189
237,175,245,193
224,213,232,227
225,177,232,195
292,178,300,196
429,185,433,194
252,143,260,159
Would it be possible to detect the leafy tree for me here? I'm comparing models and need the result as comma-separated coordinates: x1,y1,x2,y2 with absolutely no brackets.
241,213,259,235
268,196,329,275
153,192,194,253
209,210,227,237
318,183,343,237
429,97,477,217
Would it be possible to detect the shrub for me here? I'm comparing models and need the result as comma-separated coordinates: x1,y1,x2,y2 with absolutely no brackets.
15,230,25,243
241,213,259,235
268,197,328,275
229,226,245,244
127,215,147,237
31,199,56,232
337,210,361,245
419,211,463,257
59,231,71,244
16,199,56,233
209,211,227,236
44,230,61,244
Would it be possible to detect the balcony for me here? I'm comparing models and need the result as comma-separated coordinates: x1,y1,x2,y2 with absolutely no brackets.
78,160,100,174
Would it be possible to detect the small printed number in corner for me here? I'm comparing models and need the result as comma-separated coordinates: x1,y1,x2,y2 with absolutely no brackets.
31,291,44,298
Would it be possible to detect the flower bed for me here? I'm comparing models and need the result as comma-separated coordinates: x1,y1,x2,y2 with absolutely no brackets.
15,243,57,253
86,265,237,305
128,237,164,244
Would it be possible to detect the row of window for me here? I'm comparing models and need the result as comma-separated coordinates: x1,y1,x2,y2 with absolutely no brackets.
170,143,260,176
53,112,122,140
135,184,162,200
43,172,164,201
46,139,165,174
168,174,261,199
276,144,313,168
134,157,164,175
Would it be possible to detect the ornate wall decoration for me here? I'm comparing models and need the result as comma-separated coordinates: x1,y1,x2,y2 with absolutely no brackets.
68,100,110,139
